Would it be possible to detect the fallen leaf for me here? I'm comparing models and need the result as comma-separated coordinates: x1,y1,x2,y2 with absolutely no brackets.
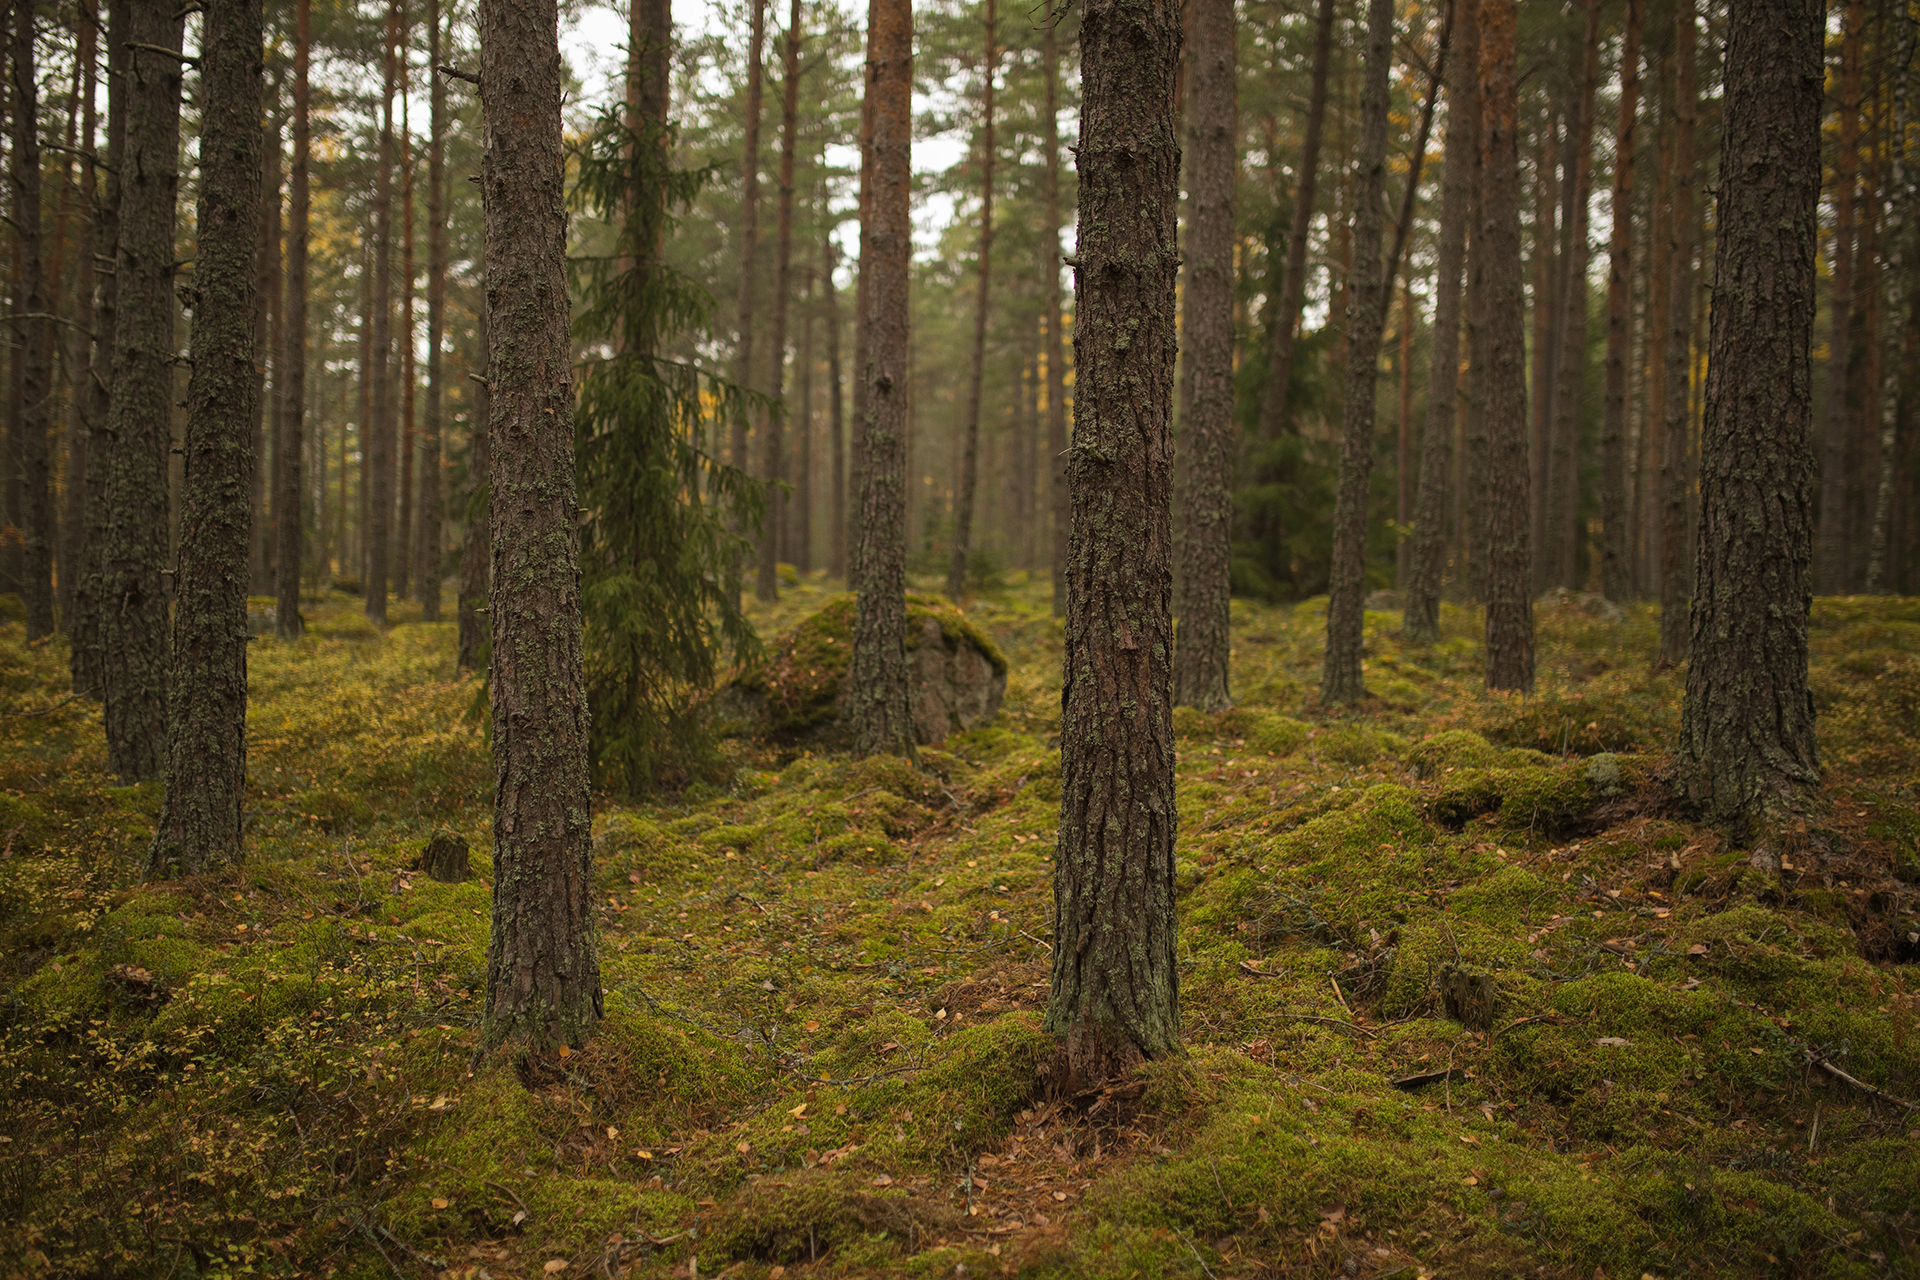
1053,1190,1069,1201
1319,1203,1346,1223
872,1174,894,1187
1463,1176,1479,1186
556,1044,573,1059
637,1150,653,1160
1687,943,1710,956
543,1262,568,1275
606,1126,618,1140
804,1020,820,1032
431,1197,449,1209
736,1141,752,1154
1595,1037,1633,1048
789,1102,808,1119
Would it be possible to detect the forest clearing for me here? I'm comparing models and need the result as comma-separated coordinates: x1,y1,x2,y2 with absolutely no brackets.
3,581,1917,1277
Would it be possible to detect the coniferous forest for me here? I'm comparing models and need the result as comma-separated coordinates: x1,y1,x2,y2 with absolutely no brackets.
4,0,1920,1272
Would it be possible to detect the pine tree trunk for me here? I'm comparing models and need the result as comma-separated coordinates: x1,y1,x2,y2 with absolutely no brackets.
847,0,916,758
824,234,847,579
277,0,311,640
98,3,184,780
59,4,99,639
1478,0,1532,693
1456,75,1489,603
759,0,802,600
1171,0,1234,710
1403,0,1476,644
1395,282,1413,588
1658,0,1697,667
737,0,766,599
1254,0,1334,447
12,0,52,640
397,68,416,604
849,85,874,593
1641,79,1670,597
1864,5,1911,593
1817,0,1865,595
1678,0,1823,833
416,0,445,619
366,0,399,623
149,0,261,877
1528,101,1558,571
947,0,997,603
480,0,599,1047
456,301,489,672
795,267,813,573
251,107,279,594
1042,18,1069,616
1598,0,1641,603
1044,0,1181,1096
1320,0,1395,707
1542,0,1600,591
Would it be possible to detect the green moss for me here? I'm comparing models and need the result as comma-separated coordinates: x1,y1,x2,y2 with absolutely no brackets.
1407,729,1552,778
1312,724,1406,766
1473,689,1676,755
0,792,59,851
1246,713,1310,756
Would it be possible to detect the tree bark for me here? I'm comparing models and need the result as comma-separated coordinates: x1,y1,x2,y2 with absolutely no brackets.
1403,0,1476,644
366,0,399,623
59,2,100,640
1640,76,1670,597
758,0,802,599
1044,0,1181,1095
1864,4,1911,593
1042,17,1069,616
397,59,416,603
1597,0,1641,602
1817,0,1865,595
1528,98,1559,571
98,1,185,780
737,0,766,599
1478,0,1532,692
416,0,446,619
946,0,997,603
456,300,489,672
149,0,262,877
1658,0,1697,667
794,265,813,572
846,0,915,758
12,0,52,640
1319,0,1395,707
1678,0,1823,833
1254,0,1334,447
251,104,279,594
480,0,600,1047
1171,0,1234,710
824,234,846,579
277,0,311,640
849,81,874,593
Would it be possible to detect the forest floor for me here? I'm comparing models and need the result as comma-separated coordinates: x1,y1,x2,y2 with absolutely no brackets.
2,578,1918,1280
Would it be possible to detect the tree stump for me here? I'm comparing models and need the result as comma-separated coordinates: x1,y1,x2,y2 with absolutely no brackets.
420,831,470,884
1438,963,1497,1032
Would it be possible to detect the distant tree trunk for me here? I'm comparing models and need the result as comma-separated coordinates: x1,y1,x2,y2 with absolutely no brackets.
848,0,915,757
1817,0,1865,595
1395,281,1413,588
1478,0,1532,692
1528,99,1558,569
794,265,813,572
1640,79,1670,596
416,0,446,619
1864,7,1911,593
1255,0,1335,446
366,0,398,623
397,74,416,603
757,0,801,598
149,0,261,878
480,0,600,1048
456,299,489,672
251,107,279,594
947,0,997,603
1045,0,1180,1096
1042,18,1069,616
1658,0,1697,666
277,0,311,641
736,0,766,599
1456,90,1489,603
60,2,100,639
1598,0,1641,602
1678,0,1823,833
1541,0,1600,591
1320,0,1394,707
824,234,847,579
1171,0,1234,710
98,5,185,780
12,0,52,640
849,85,874,593
1403,0,1477,644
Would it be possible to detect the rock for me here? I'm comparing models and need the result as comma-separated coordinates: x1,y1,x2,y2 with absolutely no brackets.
1583,752,1624,797
1534,586,1627,625
419,831,471,883
723,594,1008,748
1364,590,1403,612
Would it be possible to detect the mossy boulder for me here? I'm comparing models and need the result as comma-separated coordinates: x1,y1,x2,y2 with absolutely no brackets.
725,594,1008,747
1406,728,1552,778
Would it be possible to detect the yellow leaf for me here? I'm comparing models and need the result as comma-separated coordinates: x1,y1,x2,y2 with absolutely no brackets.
556,1044,573,1059
544,1262,568,1275
789,1102,808,1118
736,1141,752,1154
431,1197,449,1209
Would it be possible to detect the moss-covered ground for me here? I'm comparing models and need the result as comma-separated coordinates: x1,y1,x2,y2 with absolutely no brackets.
1,579,1917,1279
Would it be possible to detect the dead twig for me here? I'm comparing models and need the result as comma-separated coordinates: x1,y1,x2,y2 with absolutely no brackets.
1807,1052,1918,1110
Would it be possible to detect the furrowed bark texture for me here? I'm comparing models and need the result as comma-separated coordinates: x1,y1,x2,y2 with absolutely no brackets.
1043,0,1181,1092
1403,0,1477,644
396,74,415,604
251,107,278,595
1817,0,1864,595
59,4,99,639
1171,0,1234,710
1042,19,1068,616
456,301,489,672
415,0,445,619
825,235,846,579
1678,0,1823,830
1598,0,1641,603
1477,0,1532,692
849,85,873,593
946,0,996,604
149,0,262,878
100,4,186,780
276,0,311,640
1658,0,1697,666
847,0,915,757
1320,0,1394,707
366,0,398,623
480,0,600,1046
12,0,51,639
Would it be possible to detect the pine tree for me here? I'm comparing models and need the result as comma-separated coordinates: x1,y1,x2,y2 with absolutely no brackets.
415,0,446,619
58,0,100,640
277,0,311,641
1041,16,1069,617
1817,0,1865,595
758,0,803,600
1598,0,1641,603
1658,0,1697,666
366,0,399,623
149,0,263,878
947,0,997,603
12,0,52,640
